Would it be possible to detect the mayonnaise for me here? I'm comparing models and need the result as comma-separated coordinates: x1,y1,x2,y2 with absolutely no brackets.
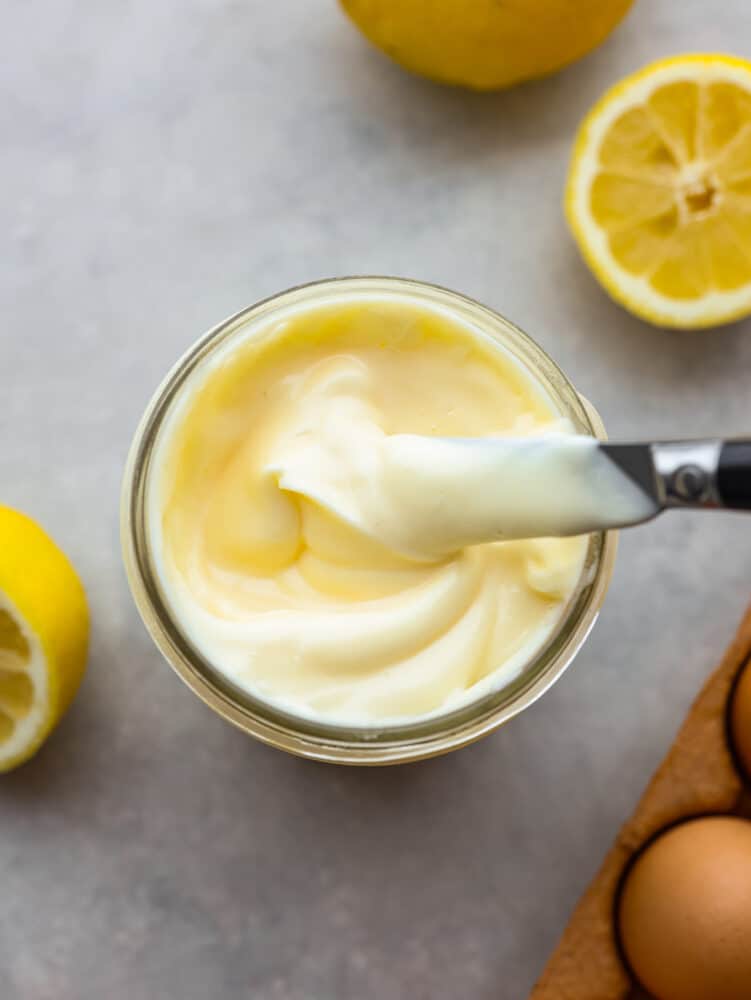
148,297,591,725
275,403,657,556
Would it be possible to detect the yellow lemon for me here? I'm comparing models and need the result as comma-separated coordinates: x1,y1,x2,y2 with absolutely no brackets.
567,54,751,329
339,0,634,91
0,506,89,772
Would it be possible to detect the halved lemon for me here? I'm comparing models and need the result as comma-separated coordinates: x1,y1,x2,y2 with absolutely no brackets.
567,55,751,329
0,506,89,772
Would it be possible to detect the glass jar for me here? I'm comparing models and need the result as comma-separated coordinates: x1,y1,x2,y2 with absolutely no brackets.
121,277,616,765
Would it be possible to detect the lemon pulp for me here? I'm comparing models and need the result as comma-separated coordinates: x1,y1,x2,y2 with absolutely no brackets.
0,506,88,772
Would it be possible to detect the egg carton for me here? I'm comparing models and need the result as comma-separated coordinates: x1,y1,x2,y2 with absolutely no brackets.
530,605,751,1000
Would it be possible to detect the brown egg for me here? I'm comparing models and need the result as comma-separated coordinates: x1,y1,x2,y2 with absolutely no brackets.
731,662,751,780
618,816,751,1000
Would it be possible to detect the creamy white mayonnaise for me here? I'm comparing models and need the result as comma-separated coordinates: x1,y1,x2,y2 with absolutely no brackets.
148,298,597,725
274,389,656,557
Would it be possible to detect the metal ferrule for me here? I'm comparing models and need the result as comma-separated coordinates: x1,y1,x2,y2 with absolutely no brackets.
652,440,722,508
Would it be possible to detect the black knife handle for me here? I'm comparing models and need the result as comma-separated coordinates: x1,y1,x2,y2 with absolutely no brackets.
717,440,751,510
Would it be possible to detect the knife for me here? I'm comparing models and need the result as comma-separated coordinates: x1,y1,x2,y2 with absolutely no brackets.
601,438,751,521
371,434,751,550
278,430,751,553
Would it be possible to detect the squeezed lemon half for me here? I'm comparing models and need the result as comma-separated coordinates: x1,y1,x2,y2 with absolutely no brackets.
567,55,751,329
0,506,89,772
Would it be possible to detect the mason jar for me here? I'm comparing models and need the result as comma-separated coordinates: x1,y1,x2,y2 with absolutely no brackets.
121,277,616,765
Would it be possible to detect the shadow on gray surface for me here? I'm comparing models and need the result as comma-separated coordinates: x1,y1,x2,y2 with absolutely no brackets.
0,693,100,805
326,18,628,159
556,244,751,374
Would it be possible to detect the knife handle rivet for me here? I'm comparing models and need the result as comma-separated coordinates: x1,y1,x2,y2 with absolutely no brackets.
672,464,710,502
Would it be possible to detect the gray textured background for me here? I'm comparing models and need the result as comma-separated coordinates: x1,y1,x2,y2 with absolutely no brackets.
2,2,751,998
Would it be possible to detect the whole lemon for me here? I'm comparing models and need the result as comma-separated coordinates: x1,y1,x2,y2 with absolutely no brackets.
339,0,635,91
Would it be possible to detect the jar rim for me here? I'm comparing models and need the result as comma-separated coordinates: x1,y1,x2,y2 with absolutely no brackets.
121,276,616,764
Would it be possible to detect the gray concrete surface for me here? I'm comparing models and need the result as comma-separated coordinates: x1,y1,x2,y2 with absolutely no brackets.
2,2,751,997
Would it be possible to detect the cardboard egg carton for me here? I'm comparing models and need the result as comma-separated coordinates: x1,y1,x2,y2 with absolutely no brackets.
530,605,751,1000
